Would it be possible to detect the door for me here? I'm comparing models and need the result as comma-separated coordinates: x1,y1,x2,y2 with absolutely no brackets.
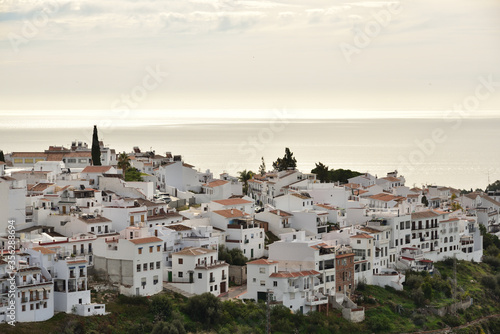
168,271,172,282
251,249,254,258
62,206,66,214
220,281,226,294
189,272,194,283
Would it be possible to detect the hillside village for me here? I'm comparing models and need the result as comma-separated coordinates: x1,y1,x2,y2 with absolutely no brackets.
0,139,498,325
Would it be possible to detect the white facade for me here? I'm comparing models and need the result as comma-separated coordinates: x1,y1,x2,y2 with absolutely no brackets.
171,247,229,296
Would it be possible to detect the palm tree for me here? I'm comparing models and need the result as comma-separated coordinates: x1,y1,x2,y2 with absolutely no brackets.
117,152,131,172
238,170,254,195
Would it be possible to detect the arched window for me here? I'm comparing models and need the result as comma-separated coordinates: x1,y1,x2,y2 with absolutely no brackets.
444,237,448,243
450,236,453,242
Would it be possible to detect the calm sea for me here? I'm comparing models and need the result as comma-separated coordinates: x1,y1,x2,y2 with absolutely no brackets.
1,118,499,190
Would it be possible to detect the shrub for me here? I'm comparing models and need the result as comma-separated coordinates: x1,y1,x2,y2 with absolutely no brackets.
150,294,173,321
480,275,497,290
184,293,222,327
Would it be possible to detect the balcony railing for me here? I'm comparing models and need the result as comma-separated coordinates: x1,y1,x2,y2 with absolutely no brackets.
210,277,215,283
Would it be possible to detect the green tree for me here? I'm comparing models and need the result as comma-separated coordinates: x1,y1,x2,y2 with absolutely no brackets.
150,294,173,321
422,195,429,207
184,293,222,327
487,180,500,192
91,125,102,166
329,169,362,183
272,147,297,171
218,245,247,266
238,169,254,195
125,167,143,182
0,150,5,163
117,152,131,171
259,157,266,176
311,162,330,183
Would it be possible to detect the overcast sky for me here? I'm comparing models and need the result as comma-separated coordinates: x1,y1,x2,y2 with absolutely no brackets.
1,0,500,114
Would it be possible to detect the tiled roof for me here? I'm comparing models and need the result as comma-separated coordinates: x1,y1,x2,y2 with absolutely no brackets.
270,270,320,278
203,180,229,188
11,152,46,158
82,166,113,173
351,233,373,239
247,259,279,265
369,193,404,202
213,198,253,206
213,209,247,218
32,246,56,254
291,193,311,200
165,224,192,231
128,237,162,245
28,183,55,192
382,176,401,182
359,227,382,234
174,247,216,256
78,216,112,224
269,209,293,217
314,204,337,210
411,211,440,220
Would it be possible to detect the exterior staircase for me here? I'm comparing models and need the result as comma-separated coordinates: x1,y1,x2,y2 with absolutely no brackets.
163,282,194,298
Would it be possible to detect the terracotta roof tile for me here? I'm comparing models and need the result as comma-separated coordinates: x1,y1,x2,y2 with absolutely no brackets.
203,180,229,188
128,237,162,245
213,209,247,218
213,198,253,206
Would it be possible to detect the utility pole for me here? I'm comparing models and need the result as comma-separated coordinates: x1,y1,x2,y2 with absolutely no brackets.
453,254,457,315
266,289,272,334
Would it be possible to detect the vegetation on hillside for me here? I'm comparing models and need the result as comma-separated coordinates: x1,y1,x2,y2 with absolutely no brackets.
3,231,500,334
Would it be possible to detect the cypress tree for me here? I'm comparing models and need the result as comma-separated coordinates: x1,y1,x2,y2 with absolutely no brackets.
91,125,102,166
0,150,5,163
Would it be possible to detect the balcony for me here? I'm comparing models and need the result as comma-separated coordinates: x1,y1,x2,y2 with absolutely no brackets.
222,274,227,280
288,285,299,292
210,277,216,283
305,296,328,306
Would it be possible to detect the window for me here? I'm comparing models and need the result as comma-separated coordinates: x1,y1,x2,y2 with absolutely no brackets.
215,285,217,291
137,264,141,272
178,272,183,278
143,263,148,271
357,240,361,244
150,262,154,270
138,248,142,255
178,258,183,264
260,280,266,286
30,304,34,310
259,268,265,274
153,275,159,285
149,246,153,253
22,305,26,312
198,273,202,279
273,281,278,287
253,278,257,283
157,245,161,252
67,158,76,163
156,261,161,269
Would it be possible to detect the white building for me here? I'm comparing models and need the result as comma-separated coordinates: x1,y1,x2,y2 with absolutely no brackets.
93,231,163,296
170,247,229,296
245,258,327,314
